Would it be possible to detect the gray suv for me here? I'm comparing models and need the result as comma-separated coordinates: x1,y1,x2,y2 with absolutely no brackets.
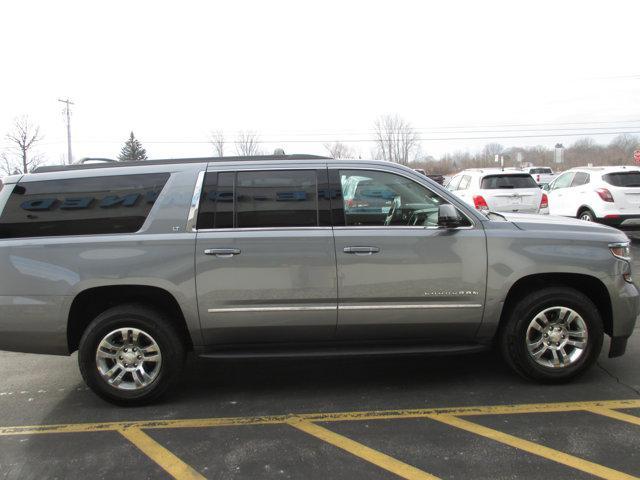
0,155,637,405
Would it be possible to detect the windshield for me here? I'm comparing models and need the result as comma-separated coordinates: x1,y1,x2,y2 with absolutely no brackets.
602,171,640,187
481,174,538,189
529,168,552,174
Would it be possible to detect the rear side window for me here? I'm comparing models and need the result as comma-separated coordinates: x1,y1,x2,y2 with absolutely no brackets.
481,174,537,189
529,168,552,174
602,171,640,187
0,173,169,238
571,172,590,187
197,169,329,229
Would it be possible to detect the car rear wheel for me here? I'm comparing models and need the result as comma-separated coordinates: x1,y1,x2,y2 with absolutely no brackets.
578,209,595,222
78,303,186,405
499,287,603,382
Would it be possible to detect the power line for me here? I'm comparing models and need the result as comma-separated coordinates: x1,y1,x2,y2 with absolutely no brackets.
37,129,640,146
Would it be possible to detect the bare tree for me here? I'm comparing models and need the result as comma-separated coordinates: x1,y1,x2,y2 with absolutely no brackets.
5,116,43,173
235,131,262,156
373,115,419,165
610,134,640,160
324,141,357,159
210,130,225,157
481,143,504,165
0,152,18,176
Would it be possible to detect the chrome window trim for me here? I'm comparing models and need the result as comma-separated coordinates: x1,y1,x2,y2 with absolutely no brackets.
197,226,333,233
186,170,206,232
192,164,477,232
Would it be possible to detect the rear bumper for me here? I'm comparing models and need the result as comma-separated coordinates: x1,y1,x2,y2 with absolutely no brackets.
598,214,640,231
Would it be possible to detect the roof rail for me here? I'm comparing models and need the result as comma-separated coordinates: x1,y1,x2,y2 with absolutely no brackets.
31,154,332,173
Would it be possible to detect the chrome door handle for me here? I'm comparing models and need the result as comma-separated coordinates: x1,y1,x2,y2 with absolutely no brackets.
343,246,380,255
204,248,241,257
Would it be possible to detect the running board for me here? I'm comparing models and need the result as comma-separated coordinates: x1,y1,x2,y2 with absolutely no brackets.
196,343,488,360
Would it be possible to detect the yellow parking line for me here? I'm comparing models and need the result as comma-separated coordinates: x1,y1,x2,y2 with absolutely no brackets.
1,399,640,436
119,427,205,480
427,414,639,480
585,407,640,426
287,417,440,480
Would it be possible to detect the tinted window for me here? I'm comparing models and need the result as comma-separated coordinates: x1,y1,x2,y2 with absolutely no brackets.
571,172,590,187
197,171,234,229
480,174,537,189
458,175,471,190
602,171,640,187
529,168,553,174
0,173,169,238
197,170,321,229
236,170,317,228
338,169,469,227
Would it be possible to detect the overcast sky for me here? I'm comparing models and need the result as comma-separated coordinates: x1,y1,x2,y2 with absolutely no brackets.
1,0,639,164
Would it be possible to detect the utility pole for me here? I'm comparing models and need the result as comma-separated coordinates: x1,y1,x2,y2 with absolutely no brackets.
58,98,74,164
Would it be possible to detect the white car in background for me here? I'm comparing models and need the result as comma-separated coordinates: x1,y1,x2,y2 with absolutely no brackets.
545,166,640,233
447,168,548,214
521,166,556,186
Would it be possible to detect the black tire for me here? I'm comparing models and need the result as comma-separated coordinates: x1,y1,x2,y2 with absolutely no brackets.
499,287,603,383
578,208,595,222
78,303,186,406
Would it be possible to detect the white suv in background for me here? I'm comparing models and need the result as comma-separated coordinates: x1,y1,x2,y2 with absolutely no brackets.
545,166,640,232
447,168,548,214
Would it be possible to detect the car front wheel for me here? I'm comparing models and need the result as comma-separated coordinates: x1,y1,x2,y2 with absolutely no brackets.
500,287,603,382
78,303,186,405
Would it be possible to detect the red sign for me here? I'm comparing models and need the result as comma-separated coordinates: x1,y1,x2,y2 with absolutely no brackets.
635,150,640,164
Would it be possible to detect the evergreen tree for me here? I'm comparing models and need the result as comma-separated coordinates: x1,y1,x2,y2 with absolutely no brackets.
118,131,148,162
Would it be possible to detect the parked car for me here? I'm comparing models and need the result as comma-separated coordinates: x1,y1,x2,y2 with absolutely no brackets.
0,156,636,405
521,166,556,187
545,166,640,234
414,168,445,185
447,168,548,214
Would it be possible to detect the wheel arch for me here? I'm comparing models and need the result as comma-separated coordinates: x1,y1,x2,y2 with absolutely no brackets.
497,273,612,338
576,205,594,218
67,285,193,354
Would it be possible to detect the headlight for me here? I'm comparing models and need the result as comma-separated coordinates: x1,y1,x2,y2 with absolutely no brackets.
609,242,631,260
609,242,633,283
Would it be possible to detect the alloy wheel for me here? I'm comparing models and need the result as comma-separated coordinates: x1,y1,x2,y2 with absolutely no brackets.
95,327,162,390
525,306,588,368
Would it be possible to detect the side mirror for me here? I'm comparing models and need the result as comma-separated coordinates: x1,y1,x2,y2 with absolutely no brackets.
438,204,461,228
542,183,551,191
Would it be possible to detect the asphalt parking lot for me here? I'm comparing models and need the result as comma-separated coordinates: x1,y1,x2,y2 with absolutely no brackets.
1,249,640,480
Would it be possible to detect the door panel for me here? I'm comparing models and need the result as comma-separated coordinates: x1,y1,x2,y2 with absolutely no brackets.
196,229,338,344
334,228,486,341
332,167,487,342
195,166,338,345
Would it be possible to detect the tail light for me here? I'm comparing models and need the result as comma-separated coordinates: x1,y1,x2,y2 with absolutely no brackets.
540,193,548,209
473,195,489,211
596,188,614,202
